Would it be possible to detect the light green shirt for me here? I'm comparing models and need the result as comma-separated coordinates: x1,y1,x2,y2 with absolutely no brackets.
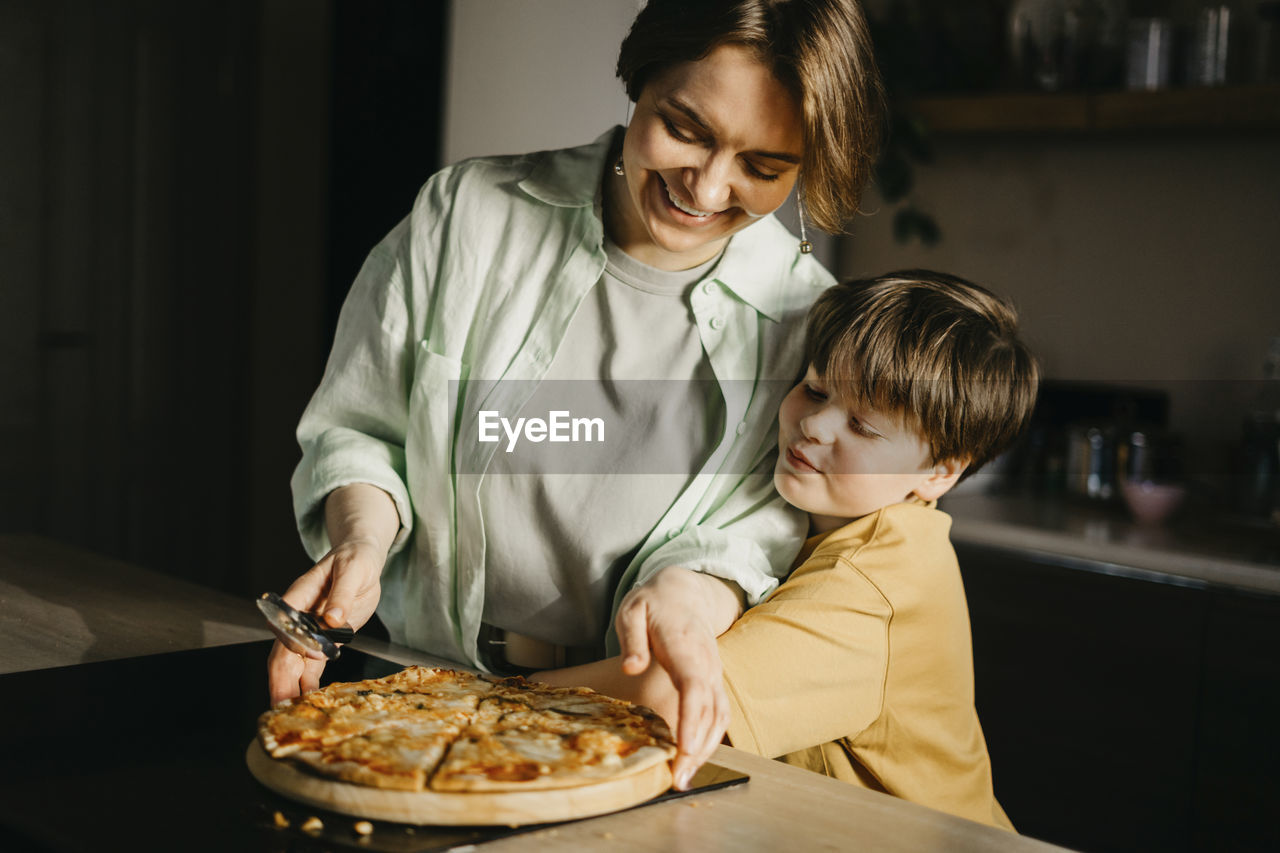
291,128,833,669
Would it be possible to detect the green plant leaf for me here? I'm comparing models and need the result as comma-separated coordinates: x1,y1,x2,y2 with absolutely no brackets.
875,153,913,203
892,208,916,243
892,207,942,246
915,211,941,246
899,114,935,164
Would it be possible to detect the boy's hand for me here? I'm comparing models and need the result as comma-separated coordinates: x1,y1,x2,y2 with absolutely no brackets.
614,566,743,789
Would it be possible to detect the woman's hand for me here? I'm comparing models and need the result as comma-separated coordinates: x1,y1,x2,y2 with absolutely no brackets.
267,538,385,704
614,566,744,789
267,483,399,705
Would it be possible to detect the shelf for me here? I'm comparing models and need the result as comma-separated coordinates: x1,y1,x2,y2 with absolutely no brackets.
910,84,1280,133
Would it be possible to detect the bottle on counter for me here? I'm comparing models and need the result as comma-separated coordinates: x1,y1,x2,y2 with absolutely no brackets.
1238,336,1280,520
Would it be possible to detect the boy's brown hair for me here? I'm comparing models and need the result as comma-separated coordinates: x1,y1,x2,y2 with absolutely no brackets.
804,270,1039,476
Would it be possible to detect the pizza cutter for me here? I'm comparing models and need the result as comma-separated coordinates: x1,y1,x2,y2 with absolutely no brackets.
256,592,355,660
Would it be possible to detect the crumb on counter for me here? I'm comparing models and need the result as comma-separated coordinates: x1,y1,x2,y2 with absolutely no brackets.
301,816,324,833
272,811,289,829
353,820,374,836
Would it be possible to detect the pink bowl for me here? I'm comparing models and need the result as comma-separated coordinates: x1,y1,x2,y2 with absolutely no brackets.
1120,480,1187,525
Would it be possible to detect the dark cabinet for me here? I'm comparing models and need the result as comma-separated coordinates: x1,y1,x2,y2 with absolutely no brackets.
1193,592,1280,851
956,542,1280,852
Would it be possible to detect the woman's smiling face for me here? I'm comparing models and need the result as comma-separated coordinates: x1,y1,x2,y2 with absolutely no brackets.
609,43,804,271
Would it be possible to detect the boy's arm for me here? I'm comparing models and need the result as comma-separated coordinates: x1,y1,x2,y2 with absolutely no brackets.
545,551,892,779
716,551,891,758
538,566,740,790
616,566,741,789
536,656,678,732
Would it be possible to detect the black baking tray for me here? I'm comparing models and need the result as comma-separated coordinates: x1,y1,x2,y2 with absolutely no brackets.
0,640,746,852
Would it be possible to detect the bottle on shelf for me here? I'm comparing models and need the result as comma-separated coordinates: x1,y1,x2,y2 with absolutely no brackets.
1184,0,1247,85
1126,0,1178,90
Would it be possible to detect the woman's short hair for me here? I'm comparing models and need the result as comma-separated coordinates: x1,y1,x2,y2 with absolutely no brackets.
804,271,1041,475
617,0,884,234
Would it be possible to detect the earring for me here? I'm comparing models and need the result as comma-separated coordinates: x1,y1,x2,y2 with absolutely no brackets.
796,178,813,254
613,156,625,177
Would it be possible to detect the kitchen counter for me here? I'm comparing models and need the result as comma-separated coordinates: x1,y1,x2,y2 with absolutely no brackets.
942,491,1280,597
0,534,443,676
0,534,1066,853
942,493,1280,851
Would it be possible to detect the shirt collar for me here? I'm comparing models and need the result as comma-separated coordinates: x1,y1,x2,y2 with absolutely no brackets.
794,499,944,568
517,127,620,208
712,216,810,323
517,126,808,322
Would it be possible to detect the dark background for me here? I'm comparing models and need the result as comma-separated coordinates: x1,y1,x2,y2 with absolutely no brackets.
3,3,1278,851
0,0,446,596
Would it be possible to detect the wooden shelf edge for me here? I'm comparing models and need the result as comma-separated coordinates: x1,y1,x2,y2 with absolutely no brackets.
911,92,1092,133
910,85,1280,134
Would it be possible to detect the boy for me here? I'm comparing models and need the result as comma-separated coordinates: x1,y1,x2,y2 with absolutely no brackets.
544,271,1038,830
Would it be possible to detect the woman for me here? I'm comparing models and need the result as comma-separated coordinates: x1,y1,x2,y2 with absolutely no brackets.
269,0,883,787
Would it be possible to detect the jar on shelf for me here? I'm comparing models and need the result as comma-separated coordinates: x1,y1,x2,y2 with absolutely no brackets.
1254,0,1279,82
1010,0,1128,90
1075,0,1130,86
1010,0,1070,90
1126,15,1175,89
1184,0,1248,85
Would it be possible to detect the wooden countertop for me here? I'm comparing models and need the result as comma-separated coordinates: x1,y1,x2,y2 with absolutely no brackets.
0,534,1067,852
0,534,273,674
943,492,1280,597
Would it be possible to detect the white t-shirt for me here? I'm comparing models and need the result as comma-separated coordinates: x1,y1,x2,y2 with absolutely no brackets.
479,237,724,648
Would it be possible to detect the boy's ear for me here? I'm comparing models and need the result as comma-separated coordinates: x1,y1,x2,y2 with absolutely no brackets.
912,457,968,502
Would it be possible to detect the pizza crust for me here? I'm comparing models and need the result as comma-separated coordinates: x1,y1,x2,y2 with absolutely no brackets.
245,739,675,826
429,742,674,793
255,667,676,798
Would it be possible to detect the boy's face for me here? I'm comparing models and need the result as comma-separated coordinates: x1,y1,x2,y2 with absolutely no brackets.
774,365,961,534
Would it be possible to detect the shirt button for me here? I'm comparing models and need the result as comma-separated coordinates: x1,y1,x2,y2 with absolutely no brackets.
702,280,717,295
666,528,681,540
709,317,724,330
735,422,748,436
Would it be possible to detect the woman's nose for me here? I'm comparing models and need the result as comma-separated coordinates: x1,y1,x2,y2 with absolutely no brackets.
684,152,733,211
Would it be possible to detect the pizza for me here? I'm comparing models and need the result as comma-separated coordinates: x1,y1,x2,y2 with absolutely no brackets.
256,666,676,793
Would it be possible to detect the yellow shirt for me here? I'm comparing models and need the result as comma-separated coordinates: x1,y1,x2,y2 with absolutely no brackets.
718,500,1014,831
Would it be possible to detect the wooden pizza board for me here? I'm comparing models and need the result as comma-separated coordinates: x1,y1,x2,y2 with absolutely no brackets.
245,740,674,826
